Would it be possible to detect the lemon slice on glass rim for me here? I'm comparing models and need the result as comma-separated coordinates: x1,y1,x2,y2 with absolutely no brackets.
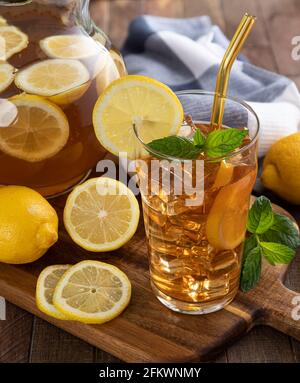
92,75,184,159
0,94,69,162
63,177,140,252
36,264,71,320
53,260,132,324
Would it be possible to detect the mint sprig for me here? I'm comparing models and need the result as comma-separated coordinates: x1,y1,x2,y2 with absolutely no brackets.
204,128,248,158
147,128,248,159
240,196,300,292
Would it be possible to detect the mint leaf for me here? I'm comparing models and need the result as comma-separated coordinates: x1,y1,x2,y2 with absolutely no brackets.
243,235,258,259
260,242,295,265
261,213,300,250
193,129,206,149
147,136,201,159
247,196,274,234
240,245,262,292
204,128,248,158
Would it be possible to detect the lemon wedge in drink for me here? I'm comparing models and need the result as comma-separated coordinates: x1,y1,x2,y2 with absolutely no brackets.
64,177,140,252
206,170,256,250
0,62,15,92
40,34,100,60
36,265,71,320
0,26,28,59
53,260,131,324
0,94,69,162
14,59,90,105
92,75,184,159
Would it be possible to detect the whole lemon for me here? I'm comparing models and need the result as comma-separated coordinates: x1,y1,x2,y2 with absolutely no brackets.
0,186,58,264
261,132,300,204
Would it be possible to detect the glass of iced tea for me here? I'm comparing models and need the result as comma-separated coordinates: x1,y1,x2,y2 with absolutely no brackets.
135,91,259,314
0,0,126,197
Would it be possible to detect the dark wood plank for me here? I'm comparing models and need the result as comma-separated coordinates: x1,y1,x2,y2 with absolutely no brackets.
29,317,94,363
0,302,33,363
259,0,300,76
183,0,225,30
95,349,123,363
222,0,269,46
142,0,184,17
108,0,143,49
221,0,278,72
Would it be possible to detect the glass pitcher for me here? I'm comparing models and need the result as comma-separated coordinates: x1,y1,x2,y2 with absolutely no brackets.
0,0,126,197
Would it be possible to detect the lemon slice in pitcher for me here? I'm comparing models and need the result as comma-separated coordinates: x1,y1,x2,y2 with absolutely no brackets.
0,26,28,59
53,260,132,324
40,34,100,59
0,95,69,162
0,16,7,26
92,75,184,159
36,265,71,320
64,177,140,252
0,62,15,92
14,59,90,103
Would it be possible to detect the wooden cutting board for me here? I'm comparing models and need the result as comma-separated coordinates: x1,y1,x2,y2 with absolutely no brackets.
0,192,299,363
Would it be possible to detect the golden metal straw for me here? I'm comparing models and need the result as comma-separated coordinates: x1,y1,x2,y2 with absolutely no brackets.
210,13,256,130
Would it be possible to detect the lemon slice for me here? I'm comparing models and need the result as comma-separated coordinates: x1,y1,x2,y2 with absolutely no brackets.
0,26,28,60
53,260,132,324
14,59,90,100
0,16,7,26
36,265,71,320
92,75,184,159
95,54,120,96
110,49,127,77
40,34,100,59
64,177,140,252
0,94,69,162
213,160,234,188
206,169,256,250
0,62,14,92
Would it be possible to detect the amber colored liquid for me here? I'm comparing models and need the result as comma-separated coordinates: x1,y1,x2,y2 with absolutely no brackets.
0,6,125,196
139,124,257,306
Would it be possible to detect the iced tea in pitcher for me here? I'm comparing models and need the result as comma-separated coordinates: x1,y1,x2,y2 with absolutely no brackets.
136,91,259,314
0,0,126,197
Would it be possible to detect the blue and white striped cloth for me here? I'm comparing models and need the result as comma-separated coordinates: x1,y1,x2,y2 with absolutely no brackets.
122,15,300,157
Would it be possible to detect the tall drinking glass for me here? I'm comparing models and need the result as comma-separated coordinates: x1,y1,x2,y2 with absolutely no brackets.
135,90,259,314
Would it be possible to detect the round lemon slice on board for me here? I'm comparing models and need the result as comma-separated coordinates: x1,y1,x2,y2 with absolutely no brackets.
64,177,140,252
14,59,90,102
40,34,100,60
0,26,28,60
36,265,71,320
0,62,15,92
92,75,184,159
0,94,69,162
53,260,132,324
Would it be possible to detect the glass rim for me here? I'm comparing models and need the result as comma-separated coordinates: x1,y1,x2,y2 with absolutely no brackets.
134,89,260,163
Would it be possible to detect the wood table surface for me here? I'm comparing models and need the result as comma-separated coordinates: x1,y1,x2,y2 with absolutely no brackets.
1,0,300,363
